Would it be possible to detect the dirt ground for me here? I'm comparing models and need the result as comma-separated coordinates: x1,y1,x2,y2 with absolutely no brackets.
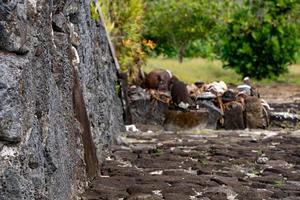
81,84,300,200
257,84,300,104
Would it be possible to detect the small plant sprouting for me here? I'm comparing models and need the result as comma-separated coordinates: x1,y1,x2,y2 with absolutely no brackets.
114,81,121,96
149,148,164,157
274,180,285,188
90,1,100,20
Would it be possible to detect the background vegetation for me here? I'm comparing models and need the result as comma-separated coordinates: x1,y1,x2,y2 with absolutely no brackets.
217,0,300,80
96,0,300,83
92,0,146,84
145,57,300,85
144,0,217,63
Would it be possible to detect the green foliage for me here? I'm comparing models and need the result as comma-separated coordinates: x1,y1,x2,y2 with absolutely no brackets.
152,39,216,59
90,1,100,20
144,0,217,62
185,39,216,59
95,0,145,83
218,0,300,80
274,180,285,188
114,81,121,96
149,148,164,156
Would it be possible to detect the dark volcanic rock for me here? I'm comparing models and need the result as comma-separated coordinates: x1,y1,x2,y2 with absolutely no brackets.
224,101,245,130
82,130,300,200
0,0,123,199
244,96,268,129
163,109,218,131
128,87,169,125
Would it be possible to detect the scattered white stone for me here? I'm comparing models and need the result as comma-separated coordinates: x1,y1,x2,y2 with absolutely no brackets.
105,156,113,161
152,190,163,198
193,188,202,196
183,149,191,153
177,139,183,143
266,160,294,169
134,165,143,171
125,124,139,132
117,160,132,168
190,157,198,162
149,170,163,175
261,99,273,110
99,175,110,178
227,193,238,200
249,130,278,140
126,138,156,144
246,173,259,178
262,132,278,139
184,167,197,175
239,133,249,137
157,142,163,147
257,156,269,164
178,101,189,109
272,112,300,120
271,142,280,146
207,81,228,95
0,146,18,159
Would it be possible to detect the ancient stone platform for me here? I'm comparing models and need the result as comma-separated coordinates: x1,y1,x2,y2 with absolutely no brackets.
82,129,300,200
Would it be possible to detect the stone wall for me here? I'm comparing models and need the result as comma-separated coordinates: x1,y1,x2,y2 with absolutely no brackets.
0,0,123,199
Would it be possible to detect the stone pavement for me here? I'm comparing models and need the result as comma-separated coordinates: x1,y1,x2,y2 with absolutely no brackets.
82,129,300,200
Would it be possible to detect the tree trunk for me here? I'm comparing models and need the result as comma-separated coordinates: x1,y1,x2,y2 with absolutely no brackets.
178,44,186,63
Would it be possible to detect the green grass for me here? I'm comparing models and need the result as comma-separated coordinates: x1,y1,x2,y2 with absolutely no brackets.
274,180,285,188
144,57,300,85
262,64,300,85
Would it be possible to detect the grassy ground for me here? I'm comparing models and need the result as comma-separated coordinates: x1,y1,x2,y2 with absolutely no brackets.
144,57,300,85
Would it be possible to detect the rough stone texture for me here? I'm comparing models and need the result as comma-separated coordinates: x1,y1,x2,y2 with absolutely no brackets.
128,87,169,125
223,101,245,130
83,129,300,200
0,0,123,199
164,109,213,131
244,96,267,129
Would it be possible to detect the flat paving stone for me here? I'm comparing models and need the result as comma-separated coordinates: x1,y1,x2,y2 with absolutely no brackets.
81,130,300,200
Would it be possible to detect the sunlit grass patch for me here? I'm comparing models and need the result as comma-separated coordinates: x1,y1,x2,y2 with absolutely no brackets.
144,57,300,85
260,64,300,85
144,57,242,84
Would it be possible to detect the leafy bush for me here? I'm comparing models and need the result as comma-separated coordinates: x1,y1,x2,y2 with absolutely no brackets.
185,39,216,59
144,0,216,62
218,0,300,80
149,39,216,59
92,0,145,83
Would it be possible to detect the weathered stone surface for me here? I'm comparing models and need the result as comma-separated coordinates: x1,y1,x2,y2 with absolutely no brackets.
0,55,24,143
224,101,245,130
82,129,300,200
0,0,123,199
164,109,211,131
245,96,268,129
128,87,169,125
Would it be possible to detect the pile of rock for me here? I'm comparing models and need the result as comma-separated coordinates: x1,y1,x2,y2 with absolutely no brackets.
126,69,298,131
